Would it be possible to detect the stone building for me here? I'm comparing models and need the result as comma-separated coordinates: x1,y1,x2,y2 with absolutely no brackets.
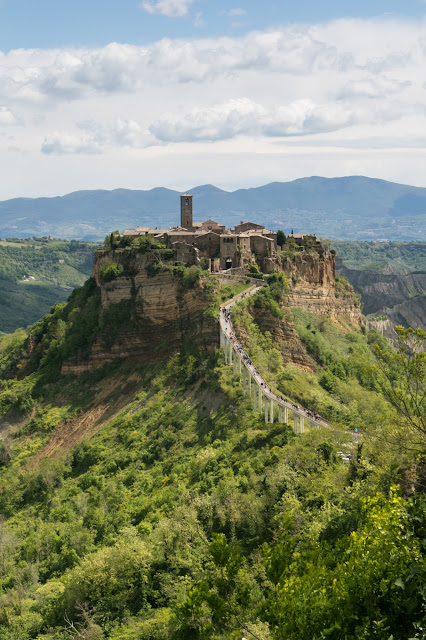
249,234,275,257
121,192,278,271
172,242,200,265
180,194,193,229
234,221,265,234
198,219,226,233
219,234,238,269
193,231,221,259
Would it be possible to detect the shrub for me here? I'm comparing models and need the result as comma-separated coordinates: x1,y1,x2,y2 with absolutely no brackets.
335,275,353,298
319,370,339,393
181,265,204,288
99,262,124,284
146,261,163,277
100,300,134,347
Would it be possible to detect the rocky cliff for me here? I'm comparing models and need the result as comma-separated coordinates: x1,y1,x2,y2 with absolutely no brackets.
63,248,362,374
237,252,362,371
267,251,362,325
337,259,426,332
337,261,425,314
248,305,315,371
62,249,217,373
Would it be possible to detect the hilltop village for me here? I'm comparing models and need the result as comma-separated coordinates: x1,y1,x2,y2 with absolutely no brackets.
83,194,361,371
122,193,323,272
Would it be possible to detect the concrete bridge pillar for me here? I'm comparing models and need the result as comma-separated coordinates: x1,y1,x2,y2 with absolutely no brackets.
239,356,242,376
293,414,298,434
248,370,252,394
264,395,268,423
220,329,224,348
229,341,233,364
224,338,228,364
299,415,305,433
243,366,246,394
278,405,282,423
254,385,257,412
258,385,262,413
284,406,288,425
270,398,274,423
233,355,237,376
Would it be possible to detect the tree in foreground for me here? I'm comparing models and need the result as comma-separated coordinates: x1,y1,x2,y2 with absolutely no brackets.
374,326,426,447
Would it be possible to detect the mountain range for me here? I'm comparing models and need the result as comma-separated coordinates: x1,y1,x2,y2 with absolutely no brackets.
1,175,426,241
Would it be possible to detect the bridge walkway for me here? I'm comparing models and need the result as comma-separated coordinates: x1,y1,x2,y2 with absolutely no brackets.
218,281,328,432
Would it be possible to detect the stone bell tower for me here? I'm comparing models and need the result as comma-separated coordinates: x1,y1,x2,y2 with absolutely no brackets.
180,193,193,229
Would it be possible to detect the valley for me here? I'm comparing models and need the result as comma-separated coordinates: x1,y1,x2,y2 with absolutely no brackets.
0,219,423,639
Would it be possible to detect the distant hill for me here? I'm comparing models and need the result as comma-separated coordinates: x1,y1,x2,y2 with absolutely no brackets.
1,176,426,240
0,240,99,332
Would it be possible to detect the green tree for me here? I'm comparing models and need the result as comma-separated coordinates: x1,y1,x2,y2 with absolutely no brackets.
176,533,257,639
374,326,426,445
276,230,286,248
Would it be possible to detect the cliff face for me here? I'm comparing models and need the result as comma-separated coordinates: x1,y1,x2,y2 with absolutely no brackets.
336,259,426,333
249,306,315,371
263,251,362,325
366,297,426,346
237,253,362,371
63,248,362,374
337,261,426,316
62,249,217,373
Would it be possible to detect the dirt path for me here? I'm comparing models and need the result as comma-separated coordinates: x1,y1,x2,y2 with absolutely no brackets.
33,374,141,464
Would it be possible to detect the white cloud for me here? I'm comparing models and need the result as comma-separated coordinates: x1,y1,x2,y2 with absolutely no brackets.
140,0,195,17
338,76,411,100
2,16,426,197
229,8,246,16
41,132,103,155
193,12,205,28
0,20,424,108
149,97,367,142
0,28,354,105
0,106,19,125
41,118,146,154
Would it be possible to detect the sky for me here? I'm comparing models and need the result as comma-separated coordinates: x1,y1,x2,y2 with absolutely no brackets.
1,0,426,199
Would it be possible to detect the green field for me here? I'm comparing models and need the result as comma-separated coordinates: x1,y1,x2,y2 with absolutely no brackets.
0,239,100,332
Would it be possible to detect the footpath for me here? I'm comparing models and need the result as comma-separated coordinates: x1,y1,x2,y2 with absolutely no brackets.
218,282,329,431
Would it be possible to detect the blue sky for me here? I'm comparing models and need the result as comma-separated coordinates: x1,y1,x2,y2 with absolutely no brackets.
1,0,426,50
1,0,426,199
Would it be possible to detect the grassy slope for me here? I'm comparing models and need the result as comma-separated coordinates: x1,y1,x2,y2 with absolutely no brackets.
231,292,395,433
0,275,423,639
0,350,402,639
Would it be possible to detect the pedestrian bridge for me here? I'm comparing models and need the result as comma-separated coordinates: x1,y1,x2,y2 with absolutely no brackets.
219,284,328,433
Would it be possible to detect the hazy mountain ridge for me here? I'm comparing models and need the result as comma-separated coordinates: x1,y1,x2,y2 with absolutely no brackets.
1,176,426,240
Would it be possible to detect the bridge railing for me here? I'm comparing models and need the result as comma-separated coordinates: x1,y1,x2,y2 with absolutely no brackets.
219,287,327,432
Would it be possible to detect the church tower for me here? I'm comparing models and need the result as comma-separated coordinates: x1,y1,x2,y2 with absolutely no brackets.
180,193,193,229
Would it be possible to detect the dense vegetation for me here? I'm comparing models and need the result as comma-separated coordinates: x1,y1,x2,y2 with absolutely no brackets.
0,240,100,333
0,268,424,639
331,241,426,272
